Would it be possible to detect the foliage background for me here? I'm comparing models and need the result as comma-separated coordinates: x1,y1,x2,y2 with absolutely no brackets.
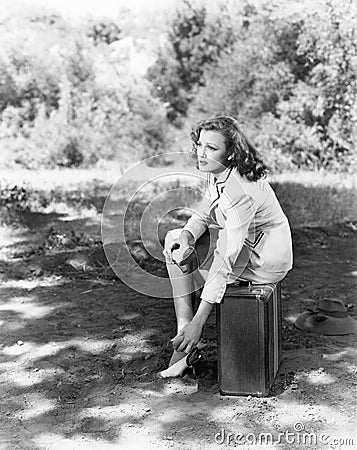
0,0,356,173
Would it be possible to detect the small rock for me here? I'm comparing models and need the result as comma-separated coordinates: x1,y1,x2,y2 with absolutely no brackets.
66,255,90,271
16,341,24,346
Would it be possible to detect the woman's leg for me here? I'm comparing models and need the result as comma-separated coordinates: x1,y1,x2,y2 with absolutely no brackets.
162,261,208,374
168,263,211,367
164,229,208,367
167,265,195,327
164,229,195,366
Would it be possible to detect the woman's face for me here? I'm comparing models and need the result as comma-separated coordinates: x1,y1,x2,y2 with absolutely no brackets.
196,129,228,174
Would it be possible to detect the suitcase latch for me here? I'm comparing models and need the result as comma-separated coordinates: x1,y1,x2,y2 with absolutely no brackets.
252,288,264,299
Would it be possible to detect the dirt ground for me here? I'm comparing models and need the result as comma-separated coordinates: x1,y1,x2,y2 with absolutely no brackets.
0,206,356,450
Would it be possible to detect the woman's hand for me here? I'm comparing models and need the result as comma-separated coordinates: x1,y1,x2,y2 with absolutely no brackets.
171,320,203,354
163,239,192,265
171,300,214,353
163,237,180,263
163,230,195,265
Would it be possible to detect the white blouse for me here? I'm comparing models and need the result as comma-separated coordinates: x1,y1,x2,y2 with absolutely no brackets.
182,166,293,303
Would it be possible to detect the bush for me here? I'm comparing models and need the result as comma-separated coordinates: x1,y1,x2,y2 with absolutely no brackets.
147,0,236,123
0,13,170,169
0,181,30,224
86,19,122,45
182,0,357,172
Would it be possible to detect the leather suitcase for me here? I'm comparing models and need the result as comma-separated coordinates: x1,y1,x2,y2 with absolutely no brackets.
216,281,282,396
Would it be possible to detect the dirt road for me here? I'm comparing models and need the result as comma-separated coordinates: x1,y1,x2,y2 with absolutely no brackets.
0,209,356,449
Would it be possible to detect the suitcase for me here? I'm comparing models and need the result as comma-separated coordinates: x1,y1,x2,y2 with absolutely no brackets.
216,281,282,396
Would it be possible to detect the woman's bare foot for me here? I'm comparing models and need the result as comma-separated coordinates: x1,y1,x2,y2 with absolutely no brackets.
156,350,187,378
158,356,188,378
169,350,186,367
158,342,206,379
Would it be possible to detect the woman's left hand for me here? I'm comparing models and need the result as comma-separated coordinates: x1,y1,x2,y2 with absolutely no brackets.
171,320,203,354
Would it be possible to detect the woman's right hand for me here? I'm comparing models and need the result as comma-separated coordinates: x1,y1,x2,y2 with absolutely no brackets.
171,243,194,268
163,238,180,263
163,231,194,265
163,230,194,263
163,239,189,264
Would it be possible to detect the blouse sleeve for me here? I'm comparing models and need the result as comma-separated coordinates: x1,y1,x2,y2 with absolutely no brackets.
200,193,257,304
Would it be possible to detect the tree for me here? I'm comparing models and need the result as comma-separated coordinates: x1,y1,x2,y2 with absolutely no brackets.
147,0,236,124
86,19,122,45
183,0,357,171
0,11,169,169
291,0,357,168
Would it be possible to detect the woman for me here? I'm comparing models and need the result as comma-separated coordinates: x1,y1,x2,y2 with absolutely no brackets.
160,116,293,377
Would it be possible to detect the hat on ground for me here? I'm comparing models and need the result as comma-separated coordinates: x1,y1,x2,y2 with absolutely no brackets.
294,298,357,336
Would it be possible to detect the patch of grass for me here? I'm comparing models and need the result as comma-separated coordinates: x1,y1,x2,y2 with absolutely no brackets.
1,168,355,230
270,171,357,227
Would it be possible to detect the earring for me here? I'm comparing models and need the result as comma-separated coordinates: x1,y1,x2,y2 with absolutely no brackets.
227,154,234,161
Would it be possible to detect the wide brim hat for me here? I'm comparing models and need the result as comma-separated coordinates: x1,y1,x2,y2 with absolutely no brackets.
294,298,357,336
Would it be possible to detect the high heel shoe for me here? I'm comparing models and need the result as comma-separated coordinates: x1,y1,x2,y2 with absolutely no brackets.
186,346,201,373
185,346,202,377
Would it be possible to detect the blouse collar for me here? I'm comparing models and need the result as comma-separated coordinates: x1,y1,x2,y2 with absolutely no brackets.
210,165,233,185
208,166,234,209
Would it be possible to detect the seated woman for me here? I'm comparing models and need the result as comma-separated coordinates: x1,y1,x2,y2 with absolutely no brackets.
161,116,293,377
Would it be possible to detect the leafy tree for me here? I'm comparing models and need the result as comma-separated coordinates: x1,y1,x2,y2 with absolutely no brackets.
183,0,357,171
86,19,122,45
147,0,236,124
289,0,357,169
0,51,61,123
259,0,357,169
0,12,169,169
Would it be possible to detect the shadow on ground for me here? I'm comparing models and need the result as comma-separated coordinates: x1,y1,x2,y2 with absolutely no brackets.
0,200,356,449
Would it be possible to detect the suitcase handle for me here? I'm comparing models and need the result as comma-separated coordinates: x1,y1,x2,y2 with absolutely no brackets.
232,280,251,287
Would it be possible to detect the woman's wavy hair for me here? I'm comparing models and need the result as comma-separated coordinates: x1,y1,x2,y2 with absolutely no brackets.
190,116,268,181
